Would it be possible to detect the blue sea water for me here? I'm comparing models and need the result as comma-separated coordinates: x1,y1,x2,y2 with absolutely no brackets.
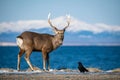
0,46,120,71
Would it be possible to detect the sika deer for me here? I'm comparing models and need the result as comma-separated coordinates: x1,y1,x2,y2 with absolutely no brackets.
16,13,70,71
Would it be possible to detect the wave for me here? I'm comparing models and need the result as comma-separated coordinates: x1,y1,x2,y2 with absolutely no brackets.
0,67,120,74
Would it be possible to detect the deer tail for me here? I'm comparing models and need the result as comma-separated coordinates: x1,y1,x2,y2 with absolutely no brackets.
16,36,23,48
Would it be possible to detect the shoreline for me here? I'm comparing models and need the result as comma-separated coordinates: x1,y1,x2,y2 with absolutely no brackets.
0,68,120,80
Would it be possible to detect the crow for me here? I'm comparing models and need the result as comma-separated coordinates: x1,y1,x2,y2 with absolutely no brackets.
78,62,89,72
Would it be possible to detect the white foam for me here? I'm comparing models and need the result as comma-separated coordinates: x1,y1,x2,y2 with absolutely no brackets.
49,69,54,71
33,70,42,72
106,70,113,72
0,68,120,74
0,70,9,73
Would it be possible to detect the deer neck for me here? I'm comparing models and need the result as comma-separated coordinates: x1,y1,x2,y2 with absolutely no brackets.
52,34,64,49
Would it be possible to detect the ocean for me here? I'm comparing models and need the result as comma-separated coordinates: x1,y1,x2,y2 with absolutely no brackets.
0,46,120,71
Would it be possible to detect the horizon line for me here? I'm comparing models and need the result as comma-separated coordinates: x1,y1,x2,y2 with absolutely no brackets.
0,42,120,46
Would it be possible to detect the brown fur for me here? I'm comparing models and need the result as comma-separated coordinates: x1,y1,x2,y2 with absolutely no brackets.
16,14,70,71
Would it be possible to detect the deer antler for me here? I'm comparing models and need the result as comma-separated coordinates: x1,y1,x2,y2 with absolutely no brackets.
48,13,57,30
64,14,70,30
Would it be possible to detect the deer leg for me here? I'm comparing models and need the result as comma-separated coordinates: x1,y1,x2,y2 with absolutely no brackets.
17,49,24,71
46,54,50,71
42,52,48,71
24,50,34,71
43,58,46,71
43,54,50,71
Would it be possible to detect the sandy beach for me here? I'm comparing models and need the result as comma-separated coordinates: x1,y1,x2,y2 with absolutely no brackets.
0,68,120,80
0,72,120,80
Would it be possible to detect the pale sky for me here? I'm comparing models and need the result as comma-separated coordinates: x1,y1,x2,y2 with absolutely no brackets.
0,0,120,45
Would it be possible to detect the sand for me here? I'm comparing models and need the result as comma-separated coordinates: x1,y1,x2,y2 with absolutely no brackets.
0,72,120,80
0,68,120,80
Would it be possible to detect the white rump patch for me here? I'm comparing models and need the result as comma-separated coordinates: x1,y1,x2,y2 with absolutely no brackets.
16,38,23,48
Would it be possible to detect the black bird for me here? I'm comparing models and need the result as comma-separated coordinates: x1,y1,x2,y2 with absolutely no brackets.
78,62,89,72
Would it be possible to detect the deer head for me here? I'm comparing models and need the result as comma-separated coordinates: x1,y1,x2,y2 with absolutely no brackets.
48,13,70,46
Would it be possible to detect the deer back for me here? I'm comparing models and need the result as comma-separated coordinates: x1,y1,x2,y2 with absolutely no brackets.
17,31,54,52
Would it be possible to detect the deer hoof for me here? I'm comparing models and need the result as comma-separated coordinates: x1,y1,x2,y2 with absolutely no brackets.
17,70,20,72
43,69,47,72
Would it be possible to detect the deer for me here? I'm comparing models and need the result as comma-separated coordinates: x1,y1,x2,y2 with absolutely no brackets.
16,13,70,71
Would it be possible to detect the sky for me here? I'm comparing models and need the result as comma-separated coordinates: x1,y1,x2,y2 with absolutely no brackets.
0,0,120,45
